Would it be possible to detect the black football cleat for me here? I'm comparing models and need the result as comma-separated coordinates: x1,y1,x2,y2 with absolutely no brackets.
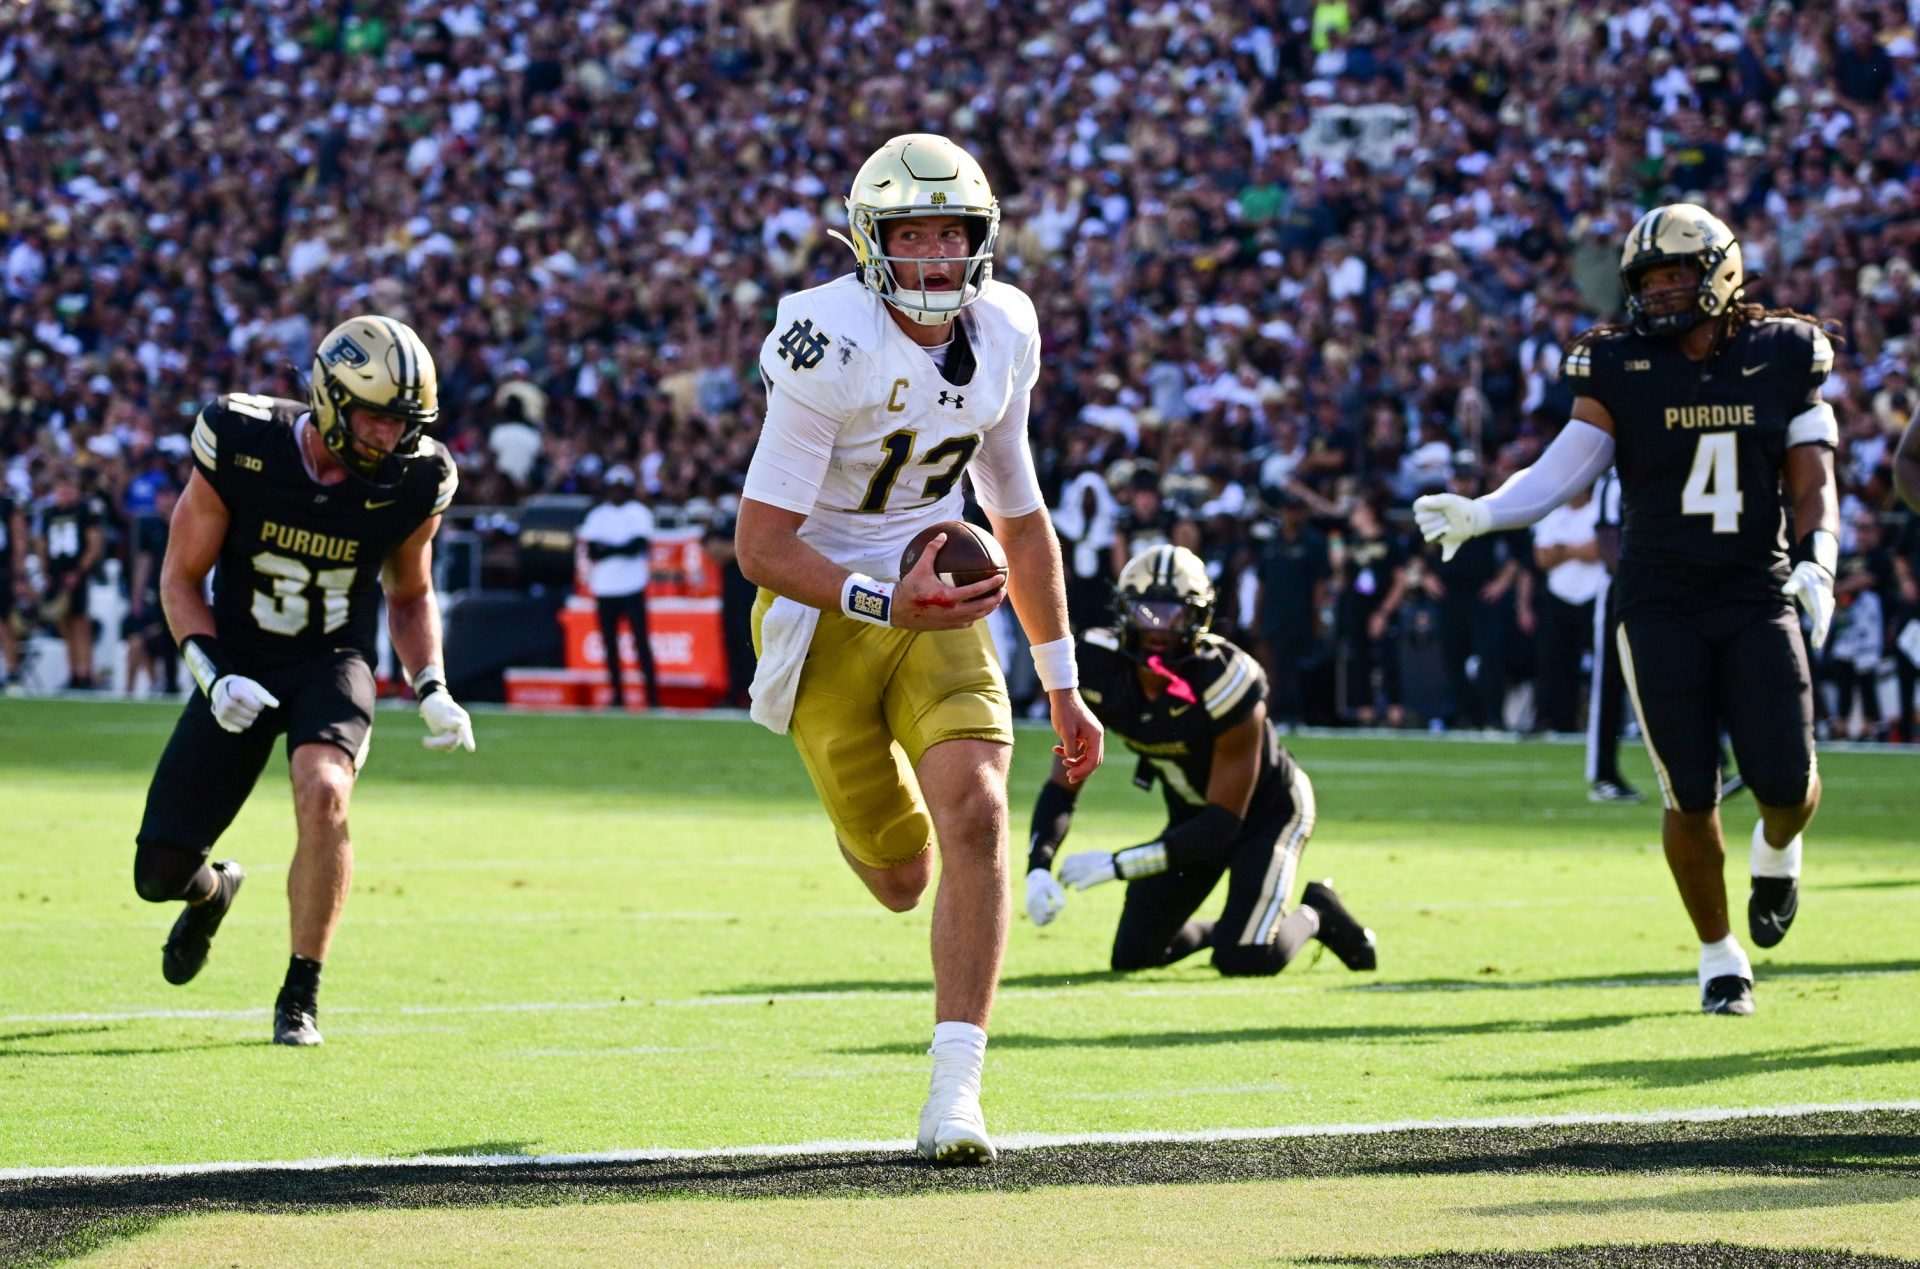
1588,779,1644,804
273,992,323,1047
162,861,245,986
1701,974,1755,1016
1301,880,1377,971
1748,875,1799,949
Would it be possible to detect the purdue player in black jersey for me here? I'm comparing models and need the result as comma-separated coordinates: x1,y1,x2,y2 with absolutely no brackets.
35,466,107,689
135,315,476,1047
1023,545,1377,977
1416,204,1840,1017
0,489,27,686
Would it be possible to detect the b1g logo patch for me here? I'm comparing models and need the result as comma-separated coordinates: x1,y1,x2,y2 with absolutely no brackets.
322,334,371,368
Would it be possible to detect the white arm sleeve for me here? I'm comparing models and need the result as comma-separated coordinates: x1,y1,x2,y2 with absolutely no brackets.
1477,419,1617,531
741,388,838,517
968,389,1046,517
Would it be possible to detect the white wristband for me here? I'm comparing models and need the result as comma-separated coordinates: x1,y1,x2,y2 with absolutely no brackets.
842,573,894,626
1031,636,1078,691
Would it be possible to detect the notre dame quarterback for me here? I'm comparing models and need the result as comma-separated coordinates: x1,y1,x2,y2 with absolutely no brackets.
134,315,476,1047
1416,203,1840,1017
1024,545,1377,977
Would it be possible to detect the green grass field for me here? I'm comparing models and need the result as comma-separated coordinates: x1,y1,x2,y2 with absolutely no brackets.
2,697,1917,1264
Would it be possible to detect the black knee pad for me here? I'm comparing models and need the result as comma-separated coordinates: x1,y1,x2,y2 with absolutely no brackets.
1109,938,1163,973
133,839,209,903
1211,944,1285,978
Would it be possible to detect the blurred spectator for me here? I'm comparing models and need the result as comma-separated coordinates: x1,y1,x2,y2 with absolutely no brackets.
1335,498,1408,728
125,483,179,697
33,466,106,691
1431,460,1533,731
702,517,756,712
1252,492,1331,727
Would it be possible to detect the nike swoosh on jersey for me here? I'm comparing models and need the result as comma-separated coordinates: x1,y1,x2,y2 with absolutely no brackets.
366,499,397,509
1742,364,1769,376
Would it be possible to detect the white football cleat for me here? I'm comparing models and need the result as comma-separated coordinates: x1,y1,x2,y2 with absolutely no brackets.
917,1068,996,1165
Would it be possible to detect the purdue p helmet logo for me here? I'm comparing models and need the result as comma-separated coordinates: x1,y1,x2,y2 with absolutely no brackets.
322,334,371,369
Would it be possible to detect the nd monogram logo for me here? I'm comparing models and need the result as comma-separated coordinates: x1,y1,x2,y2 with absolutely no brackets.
937,390,965,408
776,318,831,371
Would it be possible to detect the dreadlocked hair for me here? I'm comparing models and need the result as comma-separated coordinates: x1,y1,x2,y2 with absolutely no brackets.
1563,304,1844,358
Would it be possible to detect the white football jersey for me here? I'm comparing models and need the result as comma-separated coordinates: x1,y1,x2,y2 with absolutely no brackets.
747,274,1042,580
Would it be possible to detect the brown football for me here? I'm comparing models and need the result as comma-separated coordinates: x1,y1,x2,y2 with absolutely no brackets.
899,520,1010,587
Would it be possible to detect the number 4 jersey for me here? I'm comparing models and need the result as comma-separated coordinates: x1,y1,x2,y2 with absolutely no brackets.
1561,316,1835,613
190,393,457,670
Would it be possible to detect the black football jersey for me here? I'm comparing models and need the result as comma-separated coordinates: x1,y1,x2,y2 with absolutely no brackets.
1561,317,1832,611
0,494,15,577
1077,628,1299,821
38,495,103,579
190,392,457,670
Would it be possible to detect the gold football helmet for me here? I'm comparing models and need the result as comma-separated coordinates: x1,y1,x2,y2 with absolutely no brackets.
1115,544,1216,661
834,133,1000,325
1619,203,1744,336
309,315,439,487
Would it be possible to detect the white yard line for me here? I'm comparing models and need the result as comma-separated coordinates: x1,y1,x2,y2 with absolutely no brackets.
3,1099,1917,1182
6,961,1917,1028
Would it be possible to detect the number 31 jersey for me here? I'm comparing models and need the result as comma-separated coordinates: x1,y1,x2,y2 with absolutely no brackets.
751,274,1041,580
1561,317,1834,613
190,393,457,670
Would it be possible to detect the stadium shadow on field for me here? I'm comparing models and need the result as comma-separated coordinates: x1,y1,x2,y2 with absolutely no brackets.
836,1013,1655,1056
0,1024,259,1060
1470,1043,1920,1095
1471,1179,1914,1218
1346,959,1920,994
6,1115,1920,1267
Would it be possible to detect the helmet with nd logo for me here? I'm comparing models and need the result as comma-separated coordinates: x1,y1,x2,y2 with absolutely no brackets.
835,134,1000,326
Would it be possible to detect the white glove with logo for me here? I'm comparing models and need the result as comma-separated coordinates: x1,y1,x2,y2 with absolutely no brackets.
1058,850,1118,892
1783,561,1835,650
1024,868,1067,926
209,675,280,734
1412,493,1492,563
420,691,476,752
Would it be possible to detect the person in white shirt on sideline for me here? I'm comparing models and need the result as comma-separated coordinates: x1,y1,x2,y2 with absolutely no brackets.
577,465,659,709
1530,482,1607,735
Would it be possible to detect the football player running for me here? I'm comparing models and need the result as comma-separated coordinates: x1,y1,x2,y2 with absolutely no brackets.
1024,545,1378,978
134,316,474,1046
736,134,1103,1165
1414,205,1839,1017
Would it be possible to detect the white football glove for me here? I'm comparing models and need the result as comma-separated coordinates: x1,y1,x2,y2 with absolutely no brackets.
209,675,280,734
1412,493,1492,563
1782,561,1835,650
1058,850,1118,892
1024,868,1067,926
420,691,476,752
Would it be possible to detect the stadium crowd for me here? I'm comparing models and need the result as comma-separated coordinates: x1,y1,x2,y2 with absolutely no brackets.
2,0,1918,739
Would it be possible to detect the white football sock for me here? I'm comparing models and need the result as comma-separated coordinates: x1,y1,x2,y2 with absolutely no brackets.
931,1020,987,1066
1750,819,1802,878
1699,934,1752,989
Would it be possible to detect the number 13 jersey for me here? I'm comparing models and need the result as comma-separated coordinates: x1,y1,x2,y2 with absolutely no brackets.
190,393,457,670
748,274,1044,581
1561,316,1835,613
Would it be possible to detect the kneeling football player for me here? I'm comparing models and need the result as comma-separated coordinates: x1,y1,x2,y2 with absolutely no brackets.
1025,545,1377,976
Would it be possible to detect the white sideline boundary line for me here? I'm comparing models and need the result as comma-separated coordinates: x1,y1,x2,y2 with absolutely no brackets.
5,1099,1918,1183
7,962,1920,1027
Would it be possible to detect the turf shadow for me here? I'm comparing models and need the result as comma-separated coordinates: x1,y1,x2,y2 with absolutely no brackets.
1466,1042,1920,1093
1306,1243,1920,1268
834,1013,1656,1056
1470,1177,1917,1218
1346,960,1920,995
3,1111,1917,1267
